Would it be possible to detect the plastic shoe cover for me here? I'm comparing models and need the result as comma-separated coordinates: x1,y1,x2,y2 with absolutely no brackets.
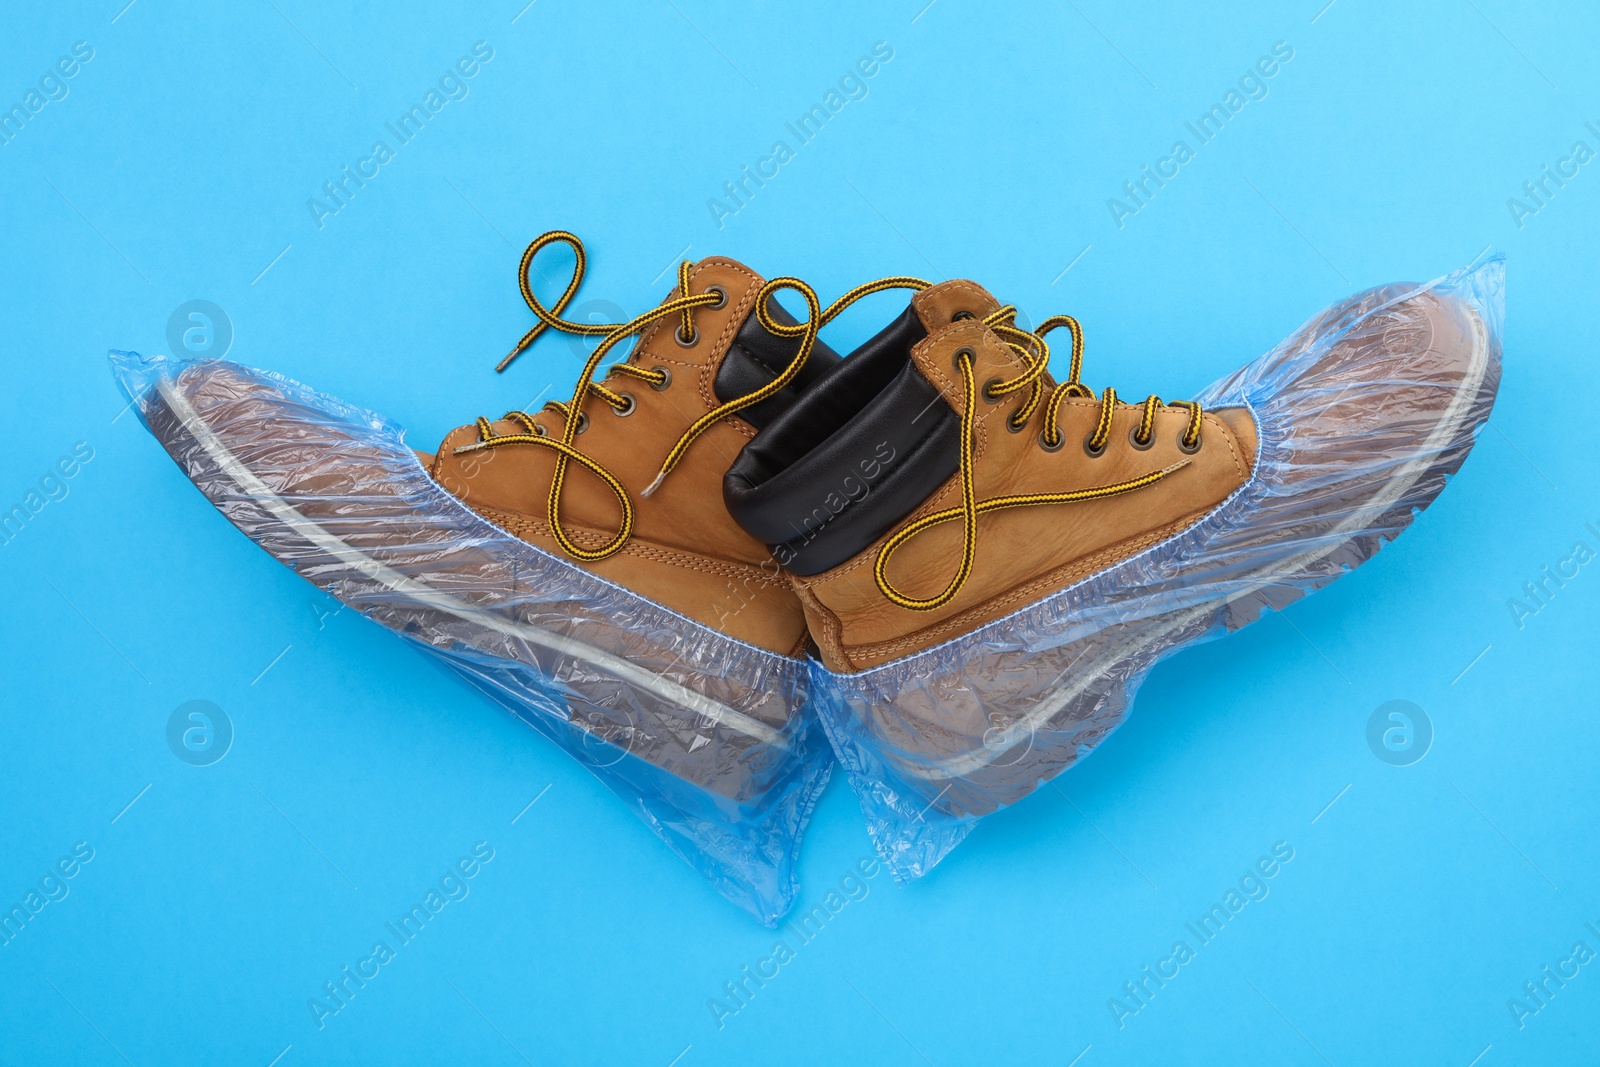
809,257,1505,882
109,351,832,925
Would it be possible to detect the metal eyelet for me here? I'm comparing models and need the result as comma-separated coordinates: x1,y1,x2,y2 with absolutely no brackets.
1178,434,1202,454
1006,416,1027,434
982,378,1004,404
649,366,672,391
705,285,727,309
533,423,548,437
951,346,976,370
575,412,590,435
1129,427,1154,451
951,310,975,322
612,393,636,417
1038,431,1064,453
1083,434,1107,458
675,325,699,348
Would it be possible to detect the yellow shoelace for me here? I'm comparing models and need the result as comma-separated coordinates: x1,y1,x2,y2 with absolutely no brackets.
458,233,930,565
458,230,828,562
873,304,1206,611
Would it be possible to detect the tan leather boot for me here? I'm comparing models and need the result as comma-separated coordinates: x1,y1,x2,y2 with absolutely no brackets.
725,262,1501,856
728,278,1258,670
423,234,840,658
122,231,844,811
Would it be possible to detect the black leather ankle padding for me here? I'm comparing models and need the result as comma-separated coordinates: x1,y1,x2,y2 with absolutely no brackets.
723,304,961,577
714,298,842,429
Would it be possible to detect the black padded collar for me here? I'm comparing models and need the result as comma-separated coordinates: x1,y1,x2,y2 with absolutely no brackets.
723,304,961,576
713,298,841,429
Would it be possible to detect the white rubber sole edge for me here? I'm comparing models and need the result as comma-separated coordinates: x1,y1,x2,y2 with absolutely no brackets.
917,302,1493,779
155,377,785,749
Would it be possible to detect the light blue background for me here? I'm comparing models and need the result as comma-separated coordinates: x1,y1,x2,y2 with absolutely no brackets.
2,1,1596,1063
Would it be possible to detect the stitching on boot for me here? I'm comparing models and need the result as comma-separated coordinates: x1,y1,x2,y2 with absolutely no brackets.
843,508,1213,663
1203,410,1248,479
471,504,785,584
692,260,763,412
793,578,855,671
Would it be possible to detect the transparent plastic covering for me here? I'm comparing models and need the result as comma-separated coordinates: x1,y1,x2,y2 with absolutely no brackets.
109,350,832,926
810,257,1505,882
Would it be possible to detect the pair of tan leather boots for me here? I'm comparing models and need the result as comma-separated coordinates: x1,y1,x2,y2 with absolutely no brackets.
129,228,1497,894
427,233,1270,675
414,232,1498,855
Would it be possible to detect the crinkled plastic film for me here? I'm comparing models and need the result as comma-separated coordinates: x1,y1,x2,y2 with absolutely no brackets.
809,258,1505,882
110,351,832,925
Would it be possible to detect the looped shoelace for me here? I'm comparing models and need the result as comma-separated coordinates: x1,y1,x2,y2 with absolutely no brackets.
462,234,935,564
460,230,831,562
872,305,1206,612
